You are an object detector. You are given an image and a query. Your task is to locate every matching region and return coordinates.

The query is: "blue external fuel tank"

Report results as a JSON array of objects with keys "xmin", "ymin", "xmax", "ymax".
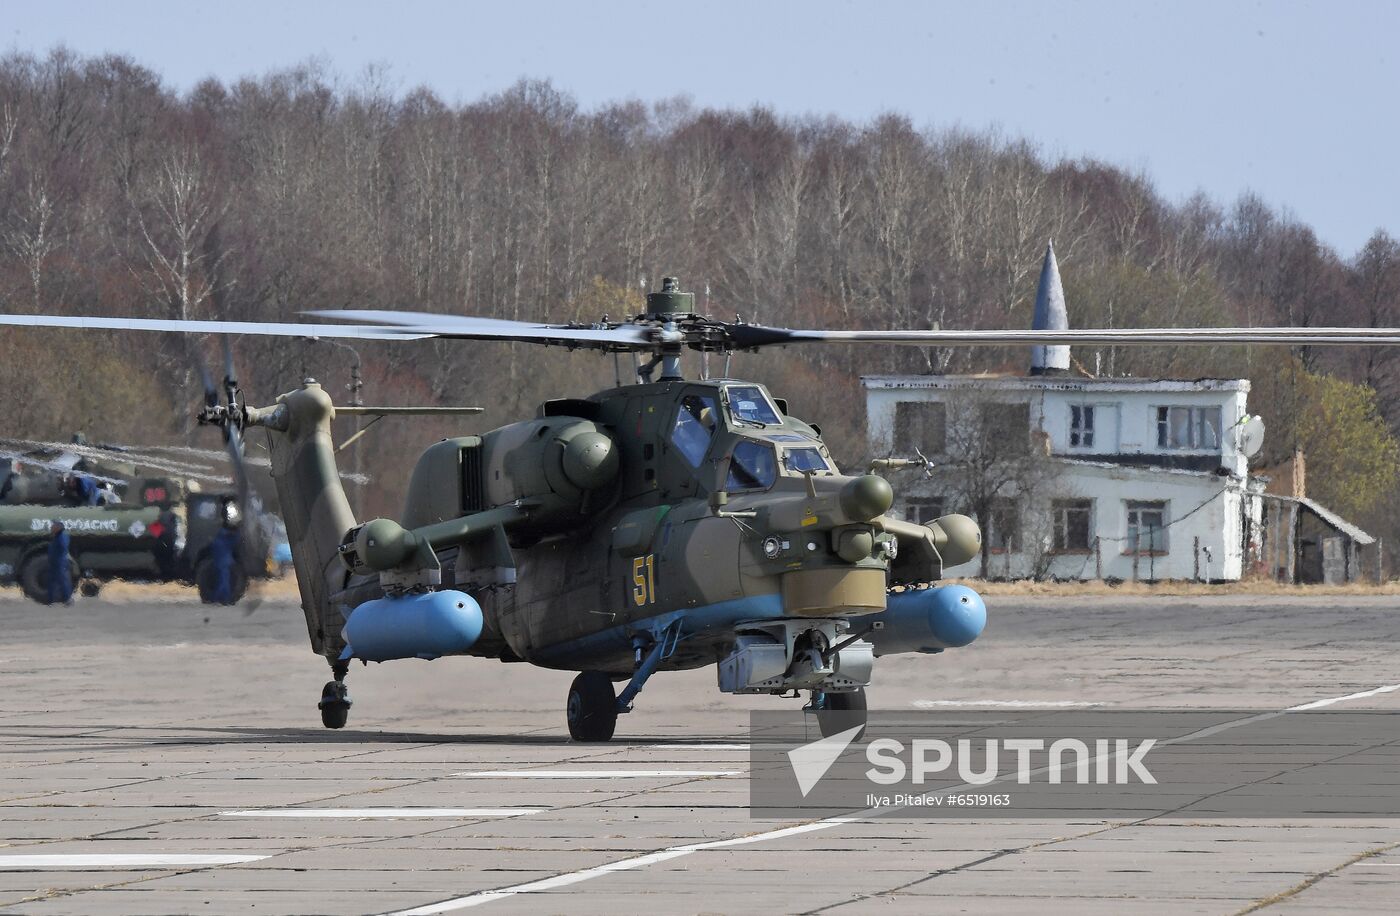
[
  {"xmin": 342, "ymin": 590, "xmax": 483, "ymax": 662},
  {"xmin": 867, "ymin": 584, "xmax": 986, "ymax": 656}
]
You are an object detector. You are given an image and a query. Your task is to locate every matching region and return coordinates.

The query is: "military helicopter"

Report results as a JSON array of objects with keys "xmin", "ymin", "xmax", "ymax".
[{"xmin": 6, "ymin": 278, "xmax": 1400, "ymax": 739}]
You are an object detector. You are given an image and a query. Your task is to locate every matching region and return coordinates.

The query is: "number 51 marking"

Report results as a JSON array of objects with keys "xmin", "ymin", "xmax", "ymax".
[{"xmin": 632, "ymin": 553, "xmax": 657, "ymax": 606}]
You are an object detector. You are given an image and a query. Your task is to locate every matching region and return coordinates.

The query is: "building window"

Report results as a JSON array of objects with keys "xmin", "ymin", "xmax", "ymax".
[
  {"xmin": 1069, "ymin": 405, "xmax": 1094, "ymax": 448},
  {"xmin": 894, "ymin": 402, "xmax": 946, "ymax": 454},
  {"xmin": 1052, "ymin": 499, "xmax": 1093, "ymax": 551},
  {"xmin": 905, "ymin": 497, "xmax": 943, "ymax": 525},
  {"xmin": 980, "ymin": 402, "xmax": 1030, "ymax": 452},
  {"xmin": 987, "ymin": 498, "xmax": 1019, "ymax": 552},
  {"xmin": 1156, "ymin": 406, "xmax": 1221, "ymax": 450},
  {"xmin": 1126, "ymin": 500, "xmax": 1168, "ymax": 554}
]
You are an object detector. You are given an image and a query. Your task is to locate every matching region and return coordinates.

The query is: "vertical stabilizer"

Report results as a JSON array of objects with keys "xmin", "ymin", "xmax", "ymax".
[
  {"xmin": 255, "ymin": 381, "xmax": 358, "ymax": 657},
  {"xmin": 1030, "ymin": 240, "xmax": 1070, "ymax": 375}
]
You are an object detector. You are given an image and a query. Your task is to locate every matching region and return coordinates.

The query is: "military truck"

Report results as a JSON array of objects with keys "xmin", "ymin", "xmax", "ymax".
[{"xmin": 0, "ymin": 451, "xmax": 278, "ymax": 604}]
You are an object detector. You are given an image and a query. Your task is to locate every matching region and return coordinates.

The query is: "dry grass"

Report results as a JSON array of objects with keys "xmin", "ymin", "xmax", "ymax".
[{"xmin": 94, "ymin": 577, "xmax": 302, "ymax": 602}]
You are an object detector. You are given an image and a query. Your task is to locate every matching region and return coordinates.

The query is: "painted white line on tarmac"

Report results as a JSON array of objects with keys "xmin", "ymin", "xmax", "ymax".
[
  {"xmin": 384, "ymin": 818, "xmax": 857, "ymax": 914},
  {"xmin": 390, "ymin": 680, "xmax": 1400, "ymax": 914},
  {"xmin": 1289, "ymin": 682, "xmax": 1400, "ymax": 710},
  {"xmin": 912, "ymin": 699, "xmax": 1101, "ymax": 708},
  {"xmin": 0, "ymin": 854, "xmax": 267, "ymax": 869},
  {"xmin": 453, "ymin": 770, "xmax": 738, "ymax": 779},
  {"xmin": 220, "ymin": 808, "xmax": 544, "ymax": 818}
]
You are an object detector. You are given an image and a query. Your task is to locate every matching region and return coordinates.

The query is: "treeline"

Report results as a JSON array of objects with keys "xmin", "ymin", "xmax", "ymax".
[{"xmin": 1, "ymin": 49, "xmax": 1398, "ymax": 552}]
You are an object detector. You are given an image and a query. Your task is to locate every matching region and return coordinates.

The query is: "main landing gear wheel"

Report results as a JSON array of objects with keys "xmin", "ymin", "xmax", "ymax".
[
  {"xmin": 812, "ymin": 687, "xmax": 868, "ymax": 739},
  {"xmin": 567, "ymin": 671, "xmax": 618, "ymax": 742},
  {"xmin": 318, "ymin": 680, "xmax": 352, "ymax": 729}
]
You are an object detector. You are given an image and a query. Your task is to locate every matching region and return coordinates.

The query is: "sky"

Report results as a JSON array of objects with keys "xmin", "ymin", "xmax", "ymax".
[{"xmin": 6, "ymin": 0, "xmax": 1397, "ymax": 257}]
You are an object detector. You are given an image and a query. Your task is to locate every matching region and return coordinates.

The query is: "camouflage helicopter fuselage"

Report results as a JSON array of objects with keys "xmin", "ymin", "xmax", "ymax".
[
  {"xmin": 460, "ymin": 378, "xmax": 901, "ymax": 675},
  {"xmin": 252, "ymin": 374, "xmax": 984, "ymax": 722}
]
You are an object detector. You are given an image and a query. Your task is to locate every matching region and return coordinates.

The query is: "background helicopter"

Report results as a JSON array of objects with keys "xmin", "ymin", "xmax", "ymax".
[
  {"xmin": 5, "ymin": 277, "xmax": 1400, "ymax": 739},
  {"xmin": 0, "ymin": 432, "xmax": 284, "ymax": 603}
]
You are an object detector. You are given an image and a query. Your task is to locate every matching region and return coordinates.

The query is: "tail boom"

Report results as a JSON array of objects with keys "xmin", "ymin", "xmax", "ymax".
[{"xmin": 251, "ymin": 382, "xmax": 358, "ymax": 657}]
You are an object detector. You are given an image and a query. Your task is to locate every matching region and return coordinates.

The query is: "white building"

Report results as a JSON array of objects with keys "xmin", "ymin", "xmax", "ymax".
[{"xmin": 863, "ymin": 374, "xmax": 1261, "ymax": 581}]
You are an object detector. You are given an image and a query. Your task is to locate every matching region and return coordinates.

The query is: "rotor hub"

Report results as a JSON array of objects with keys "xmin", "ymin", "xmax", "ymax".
[{"xmin": 645, "ymin": 276, "xmax": 694, "ymax": 321}]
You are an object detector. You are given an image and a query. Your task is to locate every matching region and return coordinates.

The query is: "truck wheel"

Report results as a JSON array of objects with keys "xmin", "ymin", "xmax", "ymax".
[
  {"xmin": 19, "ymin": 554, "xmax": 78, "ymax": 606},
  {"xmin": 195, "ymin": 558, "xmax": 249, "ymax": 605}
]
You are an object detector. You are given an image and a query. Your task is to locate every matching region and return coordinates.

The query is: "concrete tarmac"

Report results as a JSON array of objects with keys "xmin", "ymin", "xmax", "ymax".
[{"xmin": 2, "ymin": 589, "xmax": 1399, "ymax": 914}]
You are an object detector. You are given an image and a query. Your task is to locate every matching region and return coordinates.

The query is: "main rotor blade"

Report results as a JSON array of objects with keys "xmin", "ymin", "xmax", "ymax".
[
  {"xmin": 0, "ymin": 439, "xmax": 230, "ymax": 484},
  {"xmin": 0, "ymin": 437, "xmax": 369, "ymax": 487},
  {"xmin": 14, "ymin": 308, "xmax": 1400, "ymax": 351},
  {"xmin": 0, "ymin": 437, "xmax": 233, "ymax": 476},
  {"xmin": 312, "ymin": 310, "xmax": 654, "ymax": 349},
  {"xmin": 0, "ymin": 449, "xmax": 127, "ymax": 486},
  {"xmin": 336, "ymin": 406, "xmax": 485, "ymax": 416},
  {"xmin": 0, "ymin": 436, "xmax": 222, "ymax": 469},
  {"xmin": 92, "ymin": 441, "xmax": 260, "ymax": 464},
  {"xmin": 73, "ymin": 439, "xmax": 273, "ymax": 470},
  {"xmin": 723, "ymin": 325, "xmax": 1400, "ymax": 348},
  {"xmin": 0, "ymin": 314, "xmax": 428, "ymax": 340}
]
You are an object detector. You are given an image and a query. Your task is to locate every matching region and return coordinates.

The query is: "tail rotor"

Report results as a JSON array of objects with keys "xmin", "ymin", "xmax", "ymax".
[
  {"xmin": 193, "ymin": 336, "xmax": 262, "ymax": 607},
  {"xmin": 196, "ymin": 336, "xmax": 252, "ymax": 508}
]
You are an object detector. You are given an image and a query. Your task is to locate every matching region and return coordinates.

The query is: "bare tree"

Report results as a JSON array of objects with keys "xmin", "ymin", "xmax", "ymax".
[
  {"xmin": 129, "ymin": 145, "xmax": 230, "ymax": 435},
  {"xmin": 2, "ymin": 174, "xmax": 58, "ymax": 307},
  {"xmin": 1349, "ymin": 230, "xmax": 1400, "ymax": 408},
  {"xmin": 1, "ymin": 46, "xmax": 1399, "ymax": 527},
  {"xmin": 927, "ymin": 390, "xmax": 1062, "ymax": 578}
]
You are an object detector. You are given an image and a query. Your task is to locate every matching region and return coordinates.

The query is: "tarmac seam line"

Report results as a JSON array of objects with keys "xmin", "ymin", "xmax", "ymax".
[{"xmin": 1233, "ymin": 839, "xmax": 1400, "ymax": 914}]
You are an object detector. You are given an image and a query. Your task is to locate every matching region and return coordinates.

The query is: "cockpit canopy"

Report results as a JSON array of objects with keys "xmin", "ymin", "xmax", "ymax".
[
  {"xmin": 666, "ymin": 382, "xmax": 836, "ymax": 494},
  {"xmin": 672, "ymin": 393, "xmax": 718, "ymax": 468},
  {"xmin": 727, "ymin": 439, "xmax": 777, "ymax": 491},
  {"xmin": 723, "ymin": 384, "xmax": 782, "ymax": 426}
]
